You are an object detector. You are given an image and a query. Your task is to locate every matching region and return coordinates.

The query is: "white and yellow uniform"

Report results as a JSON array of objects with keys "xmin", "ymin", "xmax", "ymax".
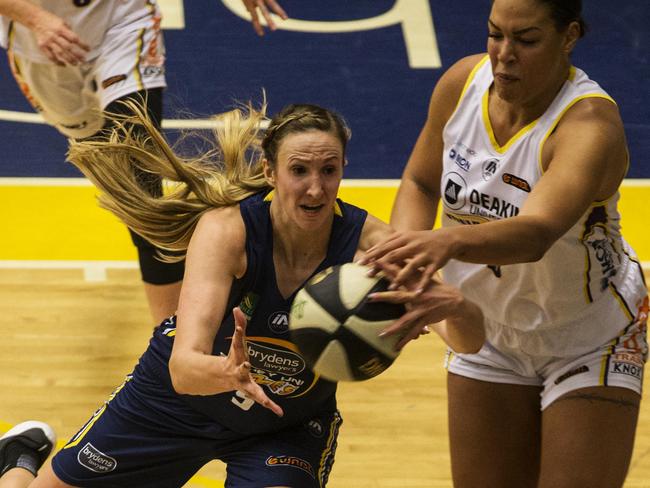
[
  {"xmin": 442, "ymin": 56, "xmax": 648, "ymax": 408},
  {"xmin": 0, "ymin": 0, "xmax": 165, "ymax": 138}
]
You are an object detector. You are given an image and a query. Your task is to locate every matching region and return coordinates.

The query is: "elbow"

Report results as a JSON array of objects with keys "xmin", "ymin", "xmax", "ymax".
[
  {"xmin": 169, "ymin": 354, "xmax": 191, "ymax": 395},
  {"xmin": 520, "ymin": 220, "xmax": 558, "ymax": 263},
  {"xmin": 452, "ymin": 325, "xmax": 485, "ymax": 354},
  {"xmin": 525, "ymin": 237, "xmax": 554, "ymax": 263}
]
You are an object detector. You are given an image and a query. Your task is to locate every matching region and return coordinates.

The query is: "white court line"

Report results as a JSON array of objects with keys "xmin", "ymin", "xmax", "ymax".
[
  {"xmin": 0, "ymin": 109, "xmax": 268, "ymax": 129},
  {"xmin": 0, "ymin": 260, "xmax": 138, "ymax": 282},
  {"xmin": 1, "ymin": 259, "xmax": 648, "ymax": 283},
  {"xmin": 0, "ymin": 177, "xmax": 406, "ymax": 187},
  {"xmin": 0, "ymin": 177, "xmax": 648, "ymax": 187}
]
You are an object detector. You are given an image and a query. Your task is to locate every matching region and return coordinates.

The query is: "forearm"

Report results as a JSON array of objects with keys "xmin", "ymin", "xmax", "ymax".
[
  {"xmin": 391, "ymin": 176, "xmax": 440, "ymax": 231},
  {"xmin": 0, "ymin": 0, "xmax": 45, "ymax": 29},
  {"xmin": 444, "ymin": 214, "xmax": 554, "ymax": 265},
  {"xmin": 169, "ymin": 349, "xmax": 234, "ymax": 396}
]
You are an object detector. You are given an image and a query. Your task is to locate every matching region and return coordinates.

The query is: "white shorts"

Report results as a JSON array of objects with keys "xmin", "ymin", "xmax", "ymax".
[
  {"xmin": 446, "ymin": 300, "xmax": 648, "ymax": 410},
  {"xmin": 7, "ymin": 10, "xmax": 165, "ymax": 139}
]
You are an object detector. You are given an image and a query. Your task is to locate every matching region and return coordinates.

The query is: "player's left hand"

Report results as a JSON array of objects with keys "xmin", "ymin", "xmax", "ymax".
[
  {"xmin": 241, "ymin": 0, "xmax": 288, "ymax": 36},
  {"xmin": 368, "ymin": 279, "xmax": 465, "ymax": 350}
]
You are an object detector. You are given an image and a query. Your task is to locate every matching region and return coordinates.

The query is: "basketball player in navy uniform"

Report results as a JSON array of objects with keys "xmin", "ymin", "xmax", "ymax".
[
  {"xmin": 363, "ymin": 0, "xmax": 648, "ymax": 486},
  {"xmin": 0, "ymin": 103, "xmax": 484, "ymax": 487},
  {"xmin": 0, "ymin": 0, "xmax": 288, "ymax": 323}
]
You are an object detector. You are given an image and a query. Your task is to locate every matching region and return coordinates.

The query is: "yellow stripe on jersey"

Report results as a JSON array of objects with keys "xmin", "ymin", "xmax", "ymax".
[
  {"xmin": 133, "ymin": 28, "xmax": 146, "ymax": 91},
  {"xmin": 454, "ymin": 55, "xmax": 490, "ymax": 115},
  {"xmin": 317, "ymin": 412, "xmax": 342, "ymax": 488},
  {"xmin": 64, "ymin": 375, "xmax": 132, "ymax": 449},
  {"xmin": 482, "ymin": 89, "xmax": 539, "ymax": 154},
  {"xmin": 63, "ymin": 404, "xmax": 108, "ymax": 450},
  {"xmin": 537, "ymin": 93, "xmax": 616, "ymax": 175},
  {"xmin": 599, "ymin": 339, "xmax": 617, "ymax": 386}
]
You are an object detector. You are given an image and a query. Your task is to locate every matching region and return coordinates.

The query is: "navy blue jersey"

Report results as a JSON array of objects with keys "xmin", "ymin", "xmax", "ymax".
[{"xmin": 139, "ymin": 191, "xmax": 368, "ymax": 435}]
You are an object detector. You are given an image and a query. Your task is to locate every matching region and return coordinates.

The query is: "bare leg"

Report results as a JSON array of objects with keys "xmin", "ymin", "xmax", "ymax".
[
  {"xmin": 143, "ymin": 280, "xmax": 182, "ymax": 324},
  {"xmin": 0, "ymin": 464, "xmax": 73, "ymax": 488},
  {"xmin": 447, "ymin": 372, "xmax": 542, "ymax": 487},
  {"xmin": 538, "ymin": 386, "xmax": 640, "ymax": 488},
  {"xmin": 0, "ymin": 468, "xmax": 34, "ymax": 488}
]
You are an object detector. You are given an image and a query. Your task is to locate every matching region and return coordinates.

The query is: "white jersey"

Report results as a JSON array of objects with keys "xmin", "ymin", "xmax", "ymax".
[
  {"xmin": 1, "ymin": 0, "xmax": 160, "ymax": 63},
  {"xmin": 440, "ymin": 56, "xmax": 647, "ymax": 343}
]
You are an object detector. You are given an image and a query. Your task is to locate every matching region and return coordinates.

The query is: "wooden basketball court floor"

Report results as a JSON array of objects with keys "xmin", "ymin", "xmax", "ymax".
[{"xmin": 2, "ymin": 180, "xmax": 650, "ymax": 487}]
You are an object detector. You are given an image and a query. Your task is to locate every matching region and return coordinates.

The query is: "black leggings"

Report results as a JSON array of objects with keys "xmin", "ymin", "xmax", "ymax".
[{"xmin": 101, "ymin": 88, "xmax": 184, "ymax": 285}]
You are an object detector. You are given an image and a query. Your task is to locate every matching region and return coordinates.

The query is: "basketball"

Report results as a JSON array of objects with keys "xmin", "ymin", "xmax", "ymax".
[{"xmin": 289, "ymin": 262, "xmax": 406, "ymax": 382}]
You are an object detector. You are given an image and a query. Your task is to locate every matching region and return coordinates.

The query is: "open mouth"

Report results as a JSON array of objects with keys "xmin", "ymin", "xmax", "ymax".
[{"xmin": 300, "ymin": 204, "xmax": 325, "ymax": 213}]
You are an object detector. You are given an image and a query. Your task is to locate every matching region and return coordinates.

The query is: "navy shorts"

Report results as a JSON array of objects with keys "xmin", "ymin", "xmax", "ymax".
[{"xmin": 51, "ymin": 373, "xmax": 341, "ymax": 487}]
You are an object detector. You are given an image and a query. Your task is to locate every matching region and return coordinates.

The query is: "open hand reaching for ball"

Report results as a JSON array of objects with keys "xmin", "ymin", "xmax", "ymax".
[{"xmin": 228, "ymin": 307, "xmax": 284, "ymax": 417}]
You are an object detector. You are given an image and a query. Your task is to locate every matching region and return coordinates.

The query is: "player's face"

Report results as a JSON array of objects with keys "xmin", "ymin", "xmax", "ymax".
[
  {"xmin": 265, "ymin": 130, "xmax": 344, "ymax": 231},
  {"xmin": 487, "ymin": 0, "xmax": 578, "ymax": 105}
]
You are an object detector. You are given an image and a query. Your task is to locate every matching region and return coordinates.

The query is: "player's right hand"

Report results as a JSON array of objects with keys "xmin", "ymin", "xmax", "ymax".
[{"xmin": 33, "ymin": 10, "xmax": 90, "ymax": 66}]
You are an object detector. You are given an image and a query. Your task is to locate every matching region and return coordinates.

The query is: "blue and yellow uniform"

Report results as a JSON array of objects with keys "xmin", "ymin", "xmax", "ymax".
[{"xmin": 51, "ymin": 191, "xmax": 368, "ymax": 487}]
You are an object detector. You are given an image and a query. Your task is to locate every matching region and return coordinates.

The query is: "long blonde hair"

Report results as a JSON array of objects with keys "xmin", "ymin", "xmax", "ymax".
[{"xmin": 67, "ymin": 102, "xmax": 350, "ymax": 262}]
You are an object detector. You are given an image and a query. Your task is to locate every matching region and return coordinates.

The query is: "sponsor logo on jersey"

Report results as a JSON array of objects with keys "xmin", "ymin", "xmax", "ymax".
[
  {"xmin": 444, "ymin": 212, "xmax": 487, "ymax": 226},
  {"xmin": 77, "ymin": 443, "xmax": 117, "ymax": 473},
  {"xmin": 268, "ymin": 311, "xmax": 290, "ymax": 334},
  {"xmin": 305, "ymin": 418, "xmax": 325, "ymax": 438},
  {"xmin": 448, "ymin": 143, "xmax": 475, "ymax": 172},
  {"xmin": 612, "ymin": 352, "xmax": 644, "ymax": 367},
  {"xmin": 101, "ymin": 74, "xmax": 127, "ymax": 89},
  {"xmin": 482, "ymin": 158, "xmax": 500, "ymax": 181},
  {"xmin": 266, "ymin": 456, "xmax": 315, "ymax": 478},
  {"xmin": 589, "ymin": 237, "xmax": 617, "ymax": 291},
  {"xmin": 359, "ymin": 355, "xmax": 389, "ymax": 377},
  {"xmin": 442, "ymin": 172, "xmax": 467, "ymax": 210},
  {"xmin": 554, "ymin": 365, "xmax": 589, "ymax": 385},
  {"xmin": 449, "ymin": 147, "xmax": 472, "ymax": 171},
  {"xmin": 238, "ymin": 292, "xmax": 259, "ymax": 319},
  {"xmin": 610, "ymin": 361, "xmax": 642, "ymax": 379},
  {"xmin": 143, "ymin": 65, "xmax": 164, "ymax": 77},
  {"xmin": 469, "ymin": 190, "xmax": 519, "ymax": 218},
  {"xmin": 247, "ymin": 342, "xmax": 305, "ymax": 376},
  {"xmin": 502, "ymin": 173, "xmax": 531, "ymax": 192}
]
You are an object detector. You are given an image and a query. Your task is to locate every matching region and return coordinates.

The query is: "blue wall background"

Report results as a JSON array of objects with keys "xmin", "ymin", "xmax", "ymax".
[{"xmin": 0, "ymin": 0, "xmax": 648, "ymax": 179}]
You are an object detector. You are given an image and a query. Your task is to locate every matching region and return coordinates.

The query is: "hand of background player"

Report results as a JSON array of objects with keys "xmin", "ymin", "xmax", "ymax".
[
  {"xmin": 368, "ymin": 273, "xmax": 485, "ymax": 354},
  {"xmin": 241, "ymin": 0, "xmax": 288, "ymax": 36},
  {"xmin": 32, "ymin": 9, "xmax": 89, "ymax": 66},
  {"xmin": 228, "ymin": 307, "xmax": 284, "ymax": 417},
  {"xmin": 361, "ymin": 228, "xmax": 456, "ymax": 295}
]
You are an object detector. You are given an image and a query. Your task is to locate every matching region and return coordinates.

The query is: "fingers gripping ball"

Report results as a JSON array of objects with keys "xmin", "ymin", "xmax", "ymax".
[{"xmin": 289, "ymin": 263, "xmax": 406, "ymax": 382}]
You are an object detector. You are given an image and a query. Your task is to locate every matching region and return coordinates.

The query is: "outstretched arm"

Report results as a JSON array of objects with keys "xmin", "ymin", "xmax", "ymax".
[
  {"xmin": 366, "ymin": 96, "xmax": 629, "ymax": 292},
  {"xmin": 0, "ymin": 0, "xmax": 89, "ymax": 65},
  {"xmin": 169, "ymin": 206, "xmax": 283, "ymax": 417},
  {"xmin": 359, "ymin": 213, "xmax": 485, "ymax": 353}
]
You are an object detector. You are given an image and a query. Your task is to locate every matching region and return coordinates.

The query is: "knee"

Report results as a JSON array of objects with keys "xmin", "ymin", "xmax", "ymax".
[{"xmin": 129, "ymin": 229, "xmax": 184, "ymax": 284}]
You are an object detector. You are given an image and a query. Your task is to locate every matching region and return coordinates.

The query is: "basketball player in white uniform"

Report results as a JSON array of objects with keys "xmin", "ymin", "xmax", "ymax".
[
  {"xmin": 0, "ymin": 0, "xmax": 288, "ymax": 324},
  {"xmin": 363, "ymin": 0, "xmax": 648, "ymax": 486}
]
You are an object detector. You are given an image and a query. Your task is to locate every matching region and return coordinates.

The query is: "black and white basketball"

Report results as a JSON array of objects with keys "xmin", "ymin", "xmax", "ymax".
[{"xmin": 289, "ymin": 263, "xmax": 406, "ymax": 382}]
